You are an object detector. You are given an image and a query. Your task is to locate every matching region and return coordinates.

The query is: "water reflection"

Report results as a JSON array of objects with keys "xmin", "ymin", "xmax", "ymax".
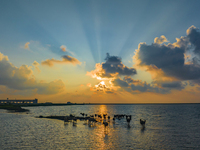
[
  {"xmin": 98, "ymin": 105, "xmax": 108, "ymax": 115},
  {"xmin": 141, "ymin": 126, "xmax": 145, "ymax": 132},
  {"xmin": 94, "ymin": 105, "xmax": 114, "ymax": 149},
  {"xmin": 1, "ymin": 104, "xmax": 200, "ymax": 149}
]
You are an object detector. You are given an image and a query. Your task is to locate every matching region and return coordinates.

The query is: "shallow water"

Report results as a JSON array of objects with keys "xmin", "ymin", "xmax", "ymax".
[{"xmin": 0, "ymin": 104, "xmax": 200, "ymax": 149}]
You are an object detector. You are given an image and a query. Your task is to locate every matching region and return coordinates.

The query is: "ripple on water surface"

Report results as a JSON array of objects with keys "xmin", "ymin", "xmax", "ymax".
[{"xmin": 0, "ymin": 104, "xmax": 200, "ymax": 149}]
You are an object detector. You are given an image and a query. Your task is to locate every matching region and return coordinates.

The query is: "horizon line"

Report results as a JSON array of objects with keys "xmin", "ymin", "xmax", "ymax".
[{"xmin": 40, "ymin": 102, "xmax": 200, "ymax": 105}]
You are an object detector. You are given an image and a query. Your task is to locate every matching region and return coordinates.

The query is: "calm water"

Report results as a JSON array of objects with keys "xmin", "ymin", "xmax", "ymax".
[{"xmin": 0, "ymin": 104, "xmax": 200, "ymax": 150}]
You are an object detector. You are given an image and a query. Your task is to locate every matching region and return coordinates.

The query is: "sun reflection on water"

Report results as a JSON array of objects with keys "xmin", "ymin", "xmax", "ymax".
[
  {"xmin": 92, "ymin": 105, "xmax": 114, "ymax": 149},
  {"xmin": 2, "ymin": 105, "xmax": 199, "ymax": 149},
  {"xmin": 98, "ymin": 105, "xmax": 108, "ymax": 115}
]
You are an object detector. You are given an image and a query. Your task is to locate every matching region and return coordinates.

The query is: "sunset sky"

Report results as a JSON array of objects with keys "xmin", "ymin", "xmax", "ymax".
[{"xmin": 1, "ymin": 0, "xmax": 200, "ymax": 103}]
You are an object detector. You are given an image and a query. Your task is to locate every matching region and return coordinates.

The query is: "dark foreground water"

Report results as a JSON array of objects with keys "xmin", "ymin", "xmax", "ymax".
[{"xmin": 0, "ymin": 104, "xmax": 200, "ymax": 150}]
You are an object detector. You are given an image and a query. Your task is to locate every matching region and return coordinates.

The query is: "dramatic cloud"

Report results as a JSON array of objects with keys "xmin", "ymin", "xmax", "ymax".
[
  {"xmin": 41, "ymin": 55, "xmax": 81, "ymax": 67},
  {"xmin": 160, "ymin": 81, "xmax": 185, "ymax": 90},
  {"xmin": 87, "ymin": 53, "xmax": 137, "ymax": 79},
  {"xmin": 0, "ymin": 52, "xmax": 65, "ymax": 95},
  {"xmin": 60, "ymin": 45, "xmax": 75, "ymax": 56},
  {"xmin": 134, "ymin": 26, "xmax": 200, "ymax": 82},
  {"xmin": 87, "ymin": 53, "xmax": 179, "ymax": 94},
  {"xmin": 24, "ymin": 42, "xmax": 30, "ymax": 50},
  {"xmin": 90, "ymin": 81, "xmax": 114, "ymax": 94},
  {"xmin": 103, "ymin": 53, "xmax": 137, "ymax": 76},
  {"xmin": 186, "ymin": 26, "xmax": 200, "ymax": 55},
  {"xmin": 112, "ymin": 77, "xmax": 172, "ymax": 94},
  {"xmin": 154, "ymin": 35, "xmax": 168, "ymax": 44},
  {"xmin": 87, "ymin": 26, "xmax": 200, "ymax": 95},
  {"xmin": 112, "ymin": 78, "xmax": 129, "ymax": 87}
]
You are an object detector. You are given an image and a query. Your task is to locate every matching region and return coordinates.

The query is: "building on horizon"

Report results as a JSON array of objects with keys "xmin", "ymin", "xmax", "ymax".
[
  {"xmin": 67, "ymin": 102, "xmax": 73, "ymax": 104},
  {"xmin": 0, "ymin": 98, "xmax": 38, "ymax": 104}
]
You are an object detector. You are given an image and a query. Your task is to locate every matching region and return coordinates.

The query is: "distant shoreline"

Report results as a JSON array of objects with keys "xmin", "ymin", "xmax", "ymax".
[
  {"xmin": 1, "ymin": 103, "xmax": 200, "ymax": 108},
  {"xmin": 16, "ymin": 102, "xmax": 200, "ymax": 107},
  {"xmin": 0, "ymin": 105, "xmax": 29, "ymax": 112}
]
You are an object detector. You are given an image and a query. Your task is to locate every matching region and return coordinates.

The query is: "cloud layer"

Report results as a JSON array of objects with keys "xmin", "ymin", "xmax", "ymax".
[
  {"xmin": 134, "ymin": 26, "xmax": 200, "ymax": 84},
  {"xmin": 87, "ymin": 53, "xmax": 183, "ymax": 94},
  {"xmin": 0, "ymin": 52, "xmax": 65, "ymax": 95},
  {"xmin": 41, "ymin": 55, "xmax": 81, "ymax": 67},
  {"xmin": 112, "ymin": 77, "xmax": 170, "ymax": 94},
  {"xmin": 87, "ymin": 53, "xmax": 136, "ymax": 79},
  {"xmin": 88, "ymin": 25, "xmax": 200, "ymax": 95}
]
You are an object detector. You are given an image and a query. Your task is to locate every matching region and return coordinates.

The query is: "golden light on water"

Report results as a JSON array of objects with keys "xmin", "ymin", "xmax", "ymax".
[
  {"xmin": 99, "ymin": 105, "xmax": 108, "ymax": 114},
  {"xmin": 94, "ymin": 105, "xmax": 113, "ymax": 149}
]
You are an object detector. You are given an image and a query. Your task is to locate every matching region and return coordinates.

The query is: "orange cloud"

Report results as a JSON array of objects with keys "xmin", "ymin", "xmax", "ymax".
[
  {"xmin": 0, "ymin": 52, "xmax": 65, "ymax": 95},
  {"xmin": 60, "ymin": 45, "xmax": 75, "ymax": 56},
  {"xmin": 0, "ymin": 52, "xmax": 9, "ymax": 61},
  {"xmin": 41, "ymin": 55, "xmax": 81, "ymax": 67},
  {"xmin": 87, "ymin": 83, "xmax": 91, "ymax": 87},
  {"xmin": 86, "ymin": 63, "xmax": 112, "ymax": 80},
  {"xmin": 87, "ymin": 53, "xmax": 136, "ymax": 80},
  {"xmin": 90, "ymin": 81, "xmax": 115, "ymax": 94},
  {"xmin": 132, "ymin": 26, "xmax": 200, "ymax": 90},
  {"xmin": 154, "ymin": 35, "xmax": 168, "ymax": 44},
  {"xmin": 24, "ymin": 42, "xmax": 30, "ymax": 50},
  {"xmin": 32, "ymin": 61, "xmax": 40, "ymax": 73},
  {"xmin": 186, "ymin": 25, "xmax": 197, "ymax": 35},
  {"xmin": 60, "ymin": 45, "xmax": 67, "ymax": 52}
]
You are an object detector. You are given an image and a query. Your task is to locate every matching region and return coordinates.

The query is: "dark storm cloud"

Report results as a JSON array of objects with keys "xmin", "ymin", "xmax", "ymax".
[
  {"xmin": 138, "ymin": 43, "xmax": 185, "ymax": 70},
  {"xmin": 187, "ymin": 26, "xmax": 200, "ymax": 55},
  {"xmin": 112, "ymin": 78, "xmax": 129, "ymax": 87},
  {"xmin": 87, "ymin": 53, "xmax": 137, "ymax": 79},
  {"xmin": 161, "ymin": 81, "xmax": 185, "ymax": 90},
  {"xmin": 112, "ymin": 77, "xmax": 170, "ymax": 94},
  {"xmin": 130, "ymin": 81, "xmax": 170, "ymax": 93},
  {"xmin": 130, "ymin": 83, "xmax": 148, "ymax": 92},
  {"xmin": 136, "ymin": 42, "xmax": 200, "ymax": 80},
  {"xmin": 133, "ymin": 26, "xmax": 200, "ymax": 82},
  {"xmin": 102, "ymin": 53, "xmax": 137, "ymax": 77},
  {"xmin": 123, "ymin": 76, "xmax": 140, "ymax": 84}
]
